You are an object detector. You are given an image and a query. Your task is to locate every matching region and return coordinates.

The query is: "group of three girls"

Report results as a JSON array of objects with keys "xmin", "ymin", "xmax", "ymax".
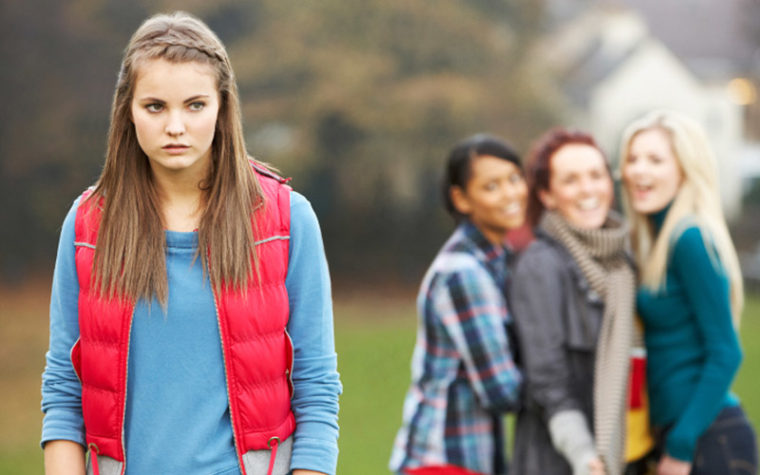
[{"xmin": 391, "ymin": 114, "xmax": 757, "ymax": 475}]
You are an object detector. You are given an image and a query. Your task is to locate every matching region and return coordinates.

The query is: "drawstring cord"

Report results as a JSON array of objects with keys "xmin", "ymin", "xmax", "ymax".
[
  {"xmin": 86, "ymin": 437, "xmax": 283, "ymax": 475},
  {"xmin": 266, "ymin": 436, "xmax": 280, "ymax": 475},
  {"xmin": 88, "ymin": 443, "xmax": 100, "ymax": 475}
]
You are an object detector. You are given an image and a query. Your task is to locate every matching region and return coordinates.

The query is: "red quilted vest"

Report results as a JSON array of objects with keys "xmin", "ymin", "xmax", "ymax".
[{"xmin": 71, "ymin": 166, "xmax": 294, "ymax": 473}]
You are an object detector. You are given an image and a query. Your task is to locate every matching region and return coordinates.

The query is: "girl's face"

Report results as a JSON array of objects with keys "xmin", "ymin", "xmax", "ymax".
[
  {"xmin": 622, "ymin": 128, "xmax": 684, "ymax": 215},
  {"xmin": 131, "ymin": 58, "xmax": 220, "ymax": 183},
  {"xmin": 540, "ymin": 143, "xmax": 613, "ymax": 229},
  {"xmin": 452, "ymin": 155, "xmax": 528, "ymax": 244}
]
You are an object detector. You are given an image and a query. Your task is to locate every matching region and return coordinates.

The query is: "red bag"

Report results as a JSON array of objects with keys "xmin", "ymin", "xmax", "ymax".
[
  {"xmin": 406, "ymin": 465, "xmax": 484, "ymax": 475},
  {"xmin": 628, "ymin": 347, "xmax": 647, "ymax": 409},
  {"xmin": 625, "ymin": 319, "xmax": 654, "ymax": 463}
]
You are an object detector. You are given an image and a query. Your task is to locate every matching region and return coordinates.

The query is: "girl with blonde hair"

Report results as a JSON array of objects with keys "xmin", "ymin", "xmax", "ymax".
[
  {"xmin": 620, "ymin": 109, "xmax": 756, "ymax": 475},
  {"xmin": 41, "ymin": 11, "xmax": 340, "ymax": 475}
]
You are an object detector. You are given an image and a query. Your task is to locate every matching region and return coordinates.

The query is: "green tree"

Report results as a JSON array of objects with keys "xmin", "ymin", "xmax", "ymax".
[{"xmin": 0, "ymin": 0, "xmax": 559, "ymax": 284}]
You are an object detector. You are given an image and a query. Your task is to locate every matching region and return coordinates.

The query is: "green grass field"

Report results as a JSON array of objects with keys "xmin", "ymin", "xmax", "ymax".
[
  {"xmin": 334, "ymin": 293, "xmax": 760, "ymax": 474},
  {"xmin": 2, "ymin": 286, "xmax": 759, "ymax": 474}
]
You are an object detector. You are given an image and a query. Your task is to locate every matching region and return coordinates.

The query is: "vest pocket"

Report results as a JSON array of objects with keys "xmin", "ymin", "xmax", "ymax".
[
  {"xmin": 70, "ymin": 337, "xmax": 83, "ymax": 384},
  {"xmin": 284, "ymin": 331, "xmax": 294, "ymax": 398}
]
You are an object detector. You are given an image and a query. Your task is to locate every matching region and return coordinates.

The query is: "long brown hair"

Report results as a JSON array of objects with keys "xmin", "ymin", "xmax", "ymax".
[{"xmin": 88, "ymin": 11, "xmax": 264, "ymax": 304}]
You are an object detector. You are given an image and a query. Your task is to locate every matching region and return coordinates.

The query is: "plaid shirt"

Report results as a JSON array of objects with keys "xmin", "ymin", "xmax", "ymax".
[{"xmin": 390, "ymin": 221, "xmax": 522, "ymax": 475}]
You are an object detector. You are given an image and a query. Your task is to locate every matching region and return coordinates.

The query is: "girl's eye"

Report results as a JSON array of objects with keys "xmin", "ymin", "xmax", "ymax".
[
  {"xmin": 189, "ymin": 101, "xmax": 205, "ymax": 111},
  {"xmin": 508, "ymin": 173, "xmax": 524, "ymax": 184},
  {"xmin": 145, "ymin": 103, "xmax": 163, "ymax": 113}
]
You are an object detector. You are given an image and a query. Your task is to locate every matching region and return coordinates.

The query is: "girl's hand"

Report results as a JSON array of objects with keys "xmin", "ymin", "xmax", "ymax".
[
  {"xmin": 657, "ymin": 455, "xmax": 691, "ymax": 475},
  {"xmin": 292, "ymin": 470, "xmax": 327, "ymax": 475},
  {"xmin": 588, "ymin": 456, "xmax": 606, "ymax": 475}
]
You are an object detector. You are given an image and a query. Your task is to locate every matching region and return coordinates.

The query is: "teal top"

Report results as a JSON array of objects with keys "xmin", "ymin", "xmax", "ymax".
[{"xmin": 636, "ymin": 207, "xmax": 742, "ymax": 462}]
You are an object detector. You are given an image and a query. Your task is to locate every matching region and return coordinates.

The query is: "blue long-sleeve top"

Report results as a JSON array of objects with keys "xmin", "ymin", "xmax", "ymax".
[
  {"xmin": 41, "ymin": 191, "xmax": 341, "ymax": 475},
  {"xmin": 636, "ymin": 208, "xmax": 742, "ymax": 463}
]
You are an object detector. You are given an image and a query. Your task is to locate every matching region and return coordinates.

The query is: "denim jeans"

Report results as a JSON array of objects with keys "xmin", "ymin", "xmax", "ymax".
[{"xmin": 691, "ymin": 405, "xmax": 757, "ymax": 475}]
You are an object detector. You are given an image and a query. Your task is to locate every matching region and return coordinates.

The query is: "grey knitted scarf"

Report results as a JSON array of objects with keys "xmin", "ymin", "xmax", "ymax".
[{"xmin": 542, "ymin": 210, "xmax": 634, "ymax": 475}]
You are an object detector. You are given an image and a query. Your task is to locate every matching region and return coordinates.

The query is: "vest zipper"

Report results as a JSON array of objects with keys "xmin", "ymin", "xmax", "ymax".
[
  {"xmin": 120, "ymin": 307, "xmax": 135, "ymax": 475},
  {"xmin": 212, "ymin": 294, "xmax": 246, "ymax": 475}
]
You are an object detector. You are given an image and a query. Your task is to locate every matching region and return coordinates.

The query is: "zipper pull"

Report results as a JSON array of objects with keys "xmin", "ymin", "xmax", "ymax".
[
  {"xmin": 266, "ymin": 436, "xmax": 280, "ymax": 475},
  {"xmin": 88, "ymin": 443, "xmax": 100, "ymax": 475}
]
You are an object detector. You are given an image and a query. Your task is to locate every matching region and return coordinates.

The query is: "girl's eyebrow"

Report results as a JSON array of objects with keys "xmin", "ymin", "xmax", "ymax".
[
  {"xmin": 135, "ymin": 96, "xmax": 166, "ymax": 103},
  {"xmin": 134, "ymin": 94, "xmax": 210, "ymax": 103},
  {"xmin": 183, "ymin": 94, "xmax": 210, "ymax": 103}
]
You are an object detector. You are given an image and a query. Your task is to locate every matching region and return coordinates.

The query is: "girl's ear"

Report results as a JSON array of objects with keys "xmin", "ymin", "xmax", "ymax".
[
  {"xmin": 450, "ymin": 186, "xmax": 472, "ymax": 216},
  {"xmin": 538, "ymin": 188, "xmax": 556, "ymax": 210}
]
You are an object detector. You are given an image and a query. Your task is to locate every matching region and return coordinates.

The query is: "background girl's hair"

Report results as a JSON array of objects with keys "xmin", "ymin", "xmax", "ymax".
[
  {"xmin": 523, "ymin": 127, "xmax": 606, "ymax": 227},
  {"xmin": 619, "ymin": 109, "xmax": 744, "ymax": 325},
  {"xmin": 88, "ymin": 11, "xmax": 265, "ymax": 304},
  {"xmin": 442, "ymin": 134, "xmax": 522, "ymax": 220}
]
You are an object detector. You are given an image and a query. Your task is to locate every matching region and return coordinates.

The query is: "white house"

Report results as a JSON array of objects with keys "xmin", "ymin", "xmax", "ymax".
[{"xmin": 535, "ymin": 6, "xmax": 748, "ymax": 220}]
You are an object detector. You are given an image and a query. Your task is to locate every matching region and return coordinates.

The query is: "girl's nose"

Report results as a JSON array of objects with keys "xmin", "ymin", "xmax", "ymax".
[
  {"xmin": 165, "ymin": 112, "xmax": 185, "ymax": 136},
  {"xmin": 626, "ymin": 160, "xmax": 645, "ymax": 176},
  {"xmin": 578, "ymin": 176, "xmax": 594, "ymax": 194},
  {"xmin": 502, "ymin": 182, "xmax": 519, "ymax": 199}
]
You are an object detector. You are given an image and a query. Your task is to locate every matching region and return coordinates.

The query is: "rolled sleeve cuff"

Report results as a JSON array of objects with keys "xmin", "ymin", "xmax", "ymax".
[
  {"xmin": 290, "ymin": 353, "xmax": 341, "ymax": 474},
  {"xmin": 41, "ymin": 407, "xmax": 86, "ymax": 449},
  {"xmin": 290, "ymin": 435, "xmax": 339, "ymax": 475}
]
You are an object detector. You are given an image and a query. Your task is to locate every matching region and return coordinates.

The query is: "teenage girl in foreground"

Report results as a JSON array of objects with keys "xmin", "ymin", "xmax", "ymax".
[{"xmin": 41, "ymin": 12, "xmax": 340, "ymax": 475}]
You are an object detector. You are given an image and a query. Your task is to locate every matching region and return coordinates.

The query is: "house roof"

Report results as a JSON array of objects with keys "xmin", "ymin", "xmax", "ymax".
[
  {"xmin": 545, "ymin": 0, "xmax": 759, "ymax": 79},
  {"xmin": 611, "ymin": 0, "xmax": 757, "ymax": 77},
  {"xmin": 540, "ymin": 7, "xmax": 659, "ymax": 106}
]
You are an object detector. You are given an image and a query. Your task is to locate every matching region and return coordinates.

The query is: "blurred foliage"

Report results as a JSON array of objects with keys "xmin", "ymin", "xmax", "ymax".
[{"xmin": 0, "ymin": 0, "xmax": 559, "ymax": 284}]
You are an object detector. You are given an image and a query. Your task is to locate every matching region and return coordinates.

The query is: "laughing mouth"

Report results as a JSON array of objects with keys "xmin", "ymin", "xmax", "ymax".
[
  {"xmin": 632, "ymin": 182, "xmax": 654, "ymax": 195},
  {"xmin": 503, "ymin": 203, "xmax": 523, "ymax": 214},
  {"xmin": 578, "ymin": 197, "xmax": 600, "ymax": 211}
]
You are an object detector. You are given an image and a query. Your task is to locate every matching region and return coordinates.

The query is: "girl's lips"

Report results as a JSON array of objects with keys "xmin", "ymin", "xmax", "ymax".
[
  {"xmin": 631, "ymin": 188, "xmax": 651, "ymax": 202},
  {"xmin": 162, "ymin": 145, "xmax": 190, "ymax": 154}
]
